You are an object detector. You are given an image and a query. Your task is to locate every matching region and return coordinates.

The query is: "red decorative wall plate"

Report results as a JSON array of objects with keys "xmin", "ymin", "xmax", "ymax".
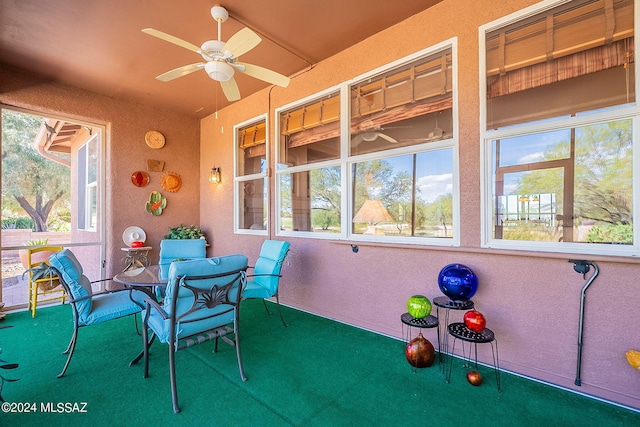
[{"xmin": 131, "ymin": 171, "xmax": 150, "ymax": 187}]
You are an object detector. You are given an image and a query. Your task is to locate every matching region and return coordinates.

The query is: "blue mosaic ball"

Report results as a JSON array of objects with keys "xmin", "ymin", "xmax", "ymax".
[{"xmin": 437, "ymin": 264, "xmax": 478, "ymax": 301}]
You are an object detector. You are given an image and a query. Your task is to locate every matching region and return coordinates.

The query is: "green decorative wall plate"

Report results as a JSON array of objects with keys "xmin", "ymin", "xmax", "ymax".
[{"xmin": 146, "ymin": 191, "xmax": 167, "ymax": 216}]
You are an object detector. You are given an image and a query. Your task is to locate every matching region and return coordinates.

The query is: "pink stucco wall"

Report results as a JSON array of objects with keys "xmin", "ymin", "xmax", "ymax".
[{"xmin": 200, "ymin": 0, "xmax": 640, "ymax": 410}]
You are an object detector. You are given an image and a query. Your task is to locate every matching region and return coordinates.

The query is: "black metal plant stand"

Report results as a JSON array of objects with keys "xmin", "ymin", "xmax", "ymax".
[
  {"xmin": 446, "ymin": 322, "xmax": 501, "ymax": 391},
  {"xmin": 433, "ymin": 296, "xmax": 474, "ymax": 371}
]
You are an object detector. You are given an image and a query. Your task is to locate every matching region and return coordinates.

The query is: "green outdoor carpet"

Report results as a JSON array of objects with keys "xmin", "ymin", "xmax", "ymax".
[{"xmin": 1, "ymin": 299, "xmax": 638, "ymax": 426}]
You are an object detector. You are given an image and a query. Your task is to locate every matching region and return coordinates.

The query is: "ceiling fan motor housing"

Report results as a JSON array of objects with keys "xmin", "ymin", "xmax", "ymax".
[
  {"xmin": 210, "ymin": 5, "xmax": 229, "ymax": 22},
  {"xmin": 200, "ymin": 40, "xmax": 225, "ymax": 60}
]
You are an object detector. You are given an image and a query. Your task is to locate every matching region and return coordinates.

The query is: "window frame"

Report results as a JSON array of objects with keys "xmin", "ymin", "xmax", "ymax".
[
  {"xmin": 234, "ymin": 114, "xmax": 269, "ymax": 235},
  {"xmin": 275, "ymin": 38, "xmax": 460, "ymax": 246},
  {"xmin": 479, "ymin": 0, "xmax": 640, "ymax": 257},
  {"xmin": 275, "ymin": 85, "xmax": 344, "ymax": 240},
  {"xmin": 78, "ymin": 134, "xmax": 99, "ymax": 232}
]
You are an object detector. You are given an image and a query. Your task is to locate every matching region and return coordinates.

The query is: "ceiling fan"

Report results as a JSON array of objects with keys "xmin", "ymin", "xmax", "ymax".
[
  {"xmin": 351, "ymin": 126, "xmax": 398, "ymax": 146},
  {"xmin": 142, "ymin": 4, "xmax": 290, "ymax": 102}
]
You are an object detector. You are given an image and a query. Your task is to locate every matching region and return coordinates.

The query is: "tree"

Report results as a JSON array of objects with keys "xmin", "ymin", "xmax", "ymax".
[
  {"xmin": 517, "ymin": 120, "xmax": 632, "ymax": 226},
  {"xmin": 2, "ymin": 110, "xmax": 70, "ymax": 232},
  {"xmin": 310, "ymin": 167, "xmax": 341, "ymax": 231}
]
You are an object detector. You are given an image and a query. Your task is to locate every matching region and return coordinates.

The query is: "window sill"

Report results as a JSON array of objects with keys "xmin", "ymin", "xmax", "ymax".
[{"xmin": 331, "ymin": 240, "xmax": 640, "ymax": 265}]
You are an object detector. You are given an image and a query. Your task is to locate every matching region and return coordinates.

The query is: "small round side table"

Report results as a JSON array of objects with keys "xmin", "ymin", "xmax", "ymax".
[
  {"xmin": 120, "ymin": 246, "xmax": 152, "ymax": 271},
  {"xmin": 445, "ymin": 322, "xmax": 501, "ymax": 391},
  {"xmin": 433, "ymin": 296, "xmax": 474, "ymax": 368}
]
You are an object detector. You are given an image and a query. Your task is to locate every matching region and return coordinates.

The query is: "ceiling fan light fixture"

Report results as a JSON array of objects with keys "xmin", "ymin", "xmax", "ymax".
[
  {"xmin": 205, "ymin": 60, "xmax": 235, "ymax": 81},
  {"xmin": 361, "ymin": 131, "xmax": 378, "ymax": 142}
]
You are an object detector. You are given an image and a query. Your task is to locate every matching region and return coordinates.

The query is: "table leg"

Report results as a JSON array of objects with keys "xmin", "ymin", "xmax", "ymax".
[{"xmin": 130, "ymin": 332, "xmax": 156, "ymax": 366}]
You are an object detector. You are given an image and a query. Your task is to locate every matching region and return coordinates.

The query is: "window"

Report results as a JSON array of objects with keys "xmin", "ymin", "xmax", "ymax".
[
  {"xmin": 349, "ymin": 44, "xmax": 457, "ymax": 244},
  {"xmin": 481, "ymin": 0, "xmax": 637, "ymax": 255},
  {"xmin": 277, "ymin": 90, "xmax": 342, "ymax": 235},
  {"xmin": 78, "ymin": 135, "xmax": 98, "ymax": 231},
  {"xmin": 275, "ymin": 40, "xmax": 458, "ymax": 245},
  {"xmin": 235, "ymin": 116, "xmax": 268, "ymax": 234}
]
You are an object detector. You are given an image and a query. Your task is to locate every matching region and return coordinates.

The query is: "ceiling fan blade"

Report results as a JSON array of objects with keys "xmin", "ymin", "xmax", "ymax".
[
  {"xmin": 156, "ymin": 63, "xmax": 205, "ymax": 82},
  {"xmin": 235, "ymin": 62, "xmax": 290, "ymax": 87},
  {"xmin": 351, "ymin": 135, "xmax": 365, "ymax": 147},
  {"xmin": 378, "ymin": 132, "xmax": 398, "ymax": 143},
  {"xmin": 220, "ymin": 78, "xmax": 241, "ymax": 101},
  {"xmin": 142, "ymin": 28, "xmax": 201, "ymax": 54},
  {"xmin": 223, "ymin": 27, "xmax": 262, "ymax": 58}
]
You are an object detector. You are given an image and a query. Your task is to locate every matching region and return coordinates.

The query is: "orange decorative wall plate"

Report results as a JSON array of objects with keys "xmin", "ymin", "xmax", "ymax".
[
  {"xmin": 161, "ymin": 172, "xmax": 181, "ymax": 192},
  {"xmin": 145, "ymin": 130, "xmax": 165, "ymax": 149}
]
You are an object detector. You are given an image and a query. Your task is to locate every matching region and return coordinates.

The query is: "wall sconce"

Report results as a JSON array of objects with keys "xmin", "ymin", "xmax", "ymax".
[{"xmin": 209, "ymin": 166, "xmax": 221, "ymax": 183}]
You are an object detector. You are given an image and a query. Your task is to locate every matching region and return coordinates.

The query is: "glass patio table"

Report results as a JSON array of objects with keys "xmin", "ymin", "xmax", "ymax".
[{"xmin": 113, "ymin": 264, "xmax": 167, "ymax": 300}]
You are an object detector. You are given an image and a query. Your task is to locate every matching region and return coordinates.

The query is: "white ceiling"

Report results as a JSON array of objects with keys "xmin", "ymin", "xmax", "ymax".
[{"xmin": 0, "ymin": 0, "xmax": 443, "ymax": 118}]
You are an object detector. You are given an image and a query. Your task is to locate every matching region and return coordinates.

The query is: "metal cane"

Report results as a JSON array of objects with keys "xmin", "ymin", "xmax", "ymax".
[{"xmin": 568, "ymin": 259, "xmax": 599, "ymax": 386}]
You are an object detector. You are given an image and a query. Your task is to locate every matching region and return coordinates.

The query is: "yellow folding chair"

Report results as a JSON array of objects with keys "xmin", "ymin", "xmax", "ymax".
[{"xmin": 26, "ymin": 246, "xmax": 66, "ymax": 317}]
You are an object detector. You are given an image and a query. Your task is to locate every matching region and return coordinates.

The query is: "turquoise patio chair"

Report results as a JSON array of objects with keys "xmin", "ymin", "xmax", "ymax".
[
  {"xmin": 140, "ymin": 255, "xmax": 249, "ymax": 413},
  {"xmin": 158, "ymin": 239, "xmax": 207, "ymax": 280},
  {"xmin": 49, "ymin": 249, "xmax": 146, "ymax": 378},
  {"xmin": 242, "ymin": 240, "xmax": 290, "ymax": 327}
]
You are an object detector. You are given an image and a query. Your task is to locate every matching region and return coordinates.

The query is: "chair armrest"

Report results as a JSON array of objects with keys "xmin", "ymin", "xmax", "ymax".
[
  {"xmin": 144, "ymin": 297, "xmax": 169, "ymax": 320},
  {"xmin": 66, "ymin": 294, "xmax": 93, "ymax": 304},
  {"xmin": 246, "ymin": 273, "xmax": 283, "ymax": 279},
  {"xmin": 73, "ymin": 288, "xmax": 132, "ymax": 303},
  {"xmin": 67, "ymin": 291, "xmax": 123, "ymax": 303}
]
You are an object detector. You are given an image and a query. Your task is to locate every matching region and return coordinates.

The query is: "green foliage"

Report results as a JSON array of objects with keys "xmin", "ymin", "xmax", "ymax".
[
  {"xmin": 21, "ymin": 261, "xmax": 56, "ymax": 282},
  {"xmin": 164, "ymin": 224, "xmax": 205, "ymax": 240},
  {"xmin": 2, "ymin": 109, "xmax": 71, "ymax": 232},
  {"xmin": 312, "ymin": 209, "xmax": 340, "ymax": 231},
  {"xmin": 1, "ymin": 217, "xmax": 35, "ymax": 230},
  {"xmin": 24, "ymin": 238, "xmax": 48, "ymax": 246},
  {"xmin": 517, "ymin": 120, "xmax": 632, "ymax": 229},
  {"xmin": 585, "ymin": 223, "xmax": 633, "ymax": 244}
]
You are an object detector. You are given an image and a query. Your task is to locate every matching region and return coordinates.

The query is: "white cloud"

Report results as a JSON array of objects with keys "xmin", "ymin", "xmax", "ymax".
[
  {"xmin": 518, "ymin": 152, "xmax": 545, "ymax": 163},
  {"xmin": 416, "ymin": 173, "xmax": 452, "ymax": 203}
]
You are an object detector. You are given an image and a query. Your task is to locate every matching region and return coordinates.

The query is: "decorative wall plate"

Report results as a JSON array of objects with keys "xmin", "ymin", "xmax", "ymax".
[
  {"xmin": 131, "ymin": 171, "xmax": 150, "ymax": 187},
  {"xmin": 145, "ymin": 130, "xmax": 166, "ymax": 149},
  {"xmin": 161, "ymin": 172, "xmax": 181, "ymax": 192},
  {"xmin": 145, "ymin": 191, "xmax": 167, "ymax": 216},
  {"xmin": 147, "ymin": 159, "xmax": 165, "ymax": 172}
]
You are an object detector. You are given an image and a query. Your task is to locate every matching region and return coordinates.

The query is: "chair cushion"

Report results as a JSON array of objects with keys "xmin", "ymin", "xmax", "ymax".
[
  {"xmin": 83, "ymin": 290, "xmax": 144, "ymax": 326},
  {"xmin": 248, "ymin": 240, "xmax": 290, "ymax": 296},
  {"xmin": 260, "ymin": 240, "xmax": 290, "ymax": 263},
  {"xmin": 242, "ymin": 280, "xmax": 272, "ymax": 299},
  {"xmin": 158, "ymin": 239, "xmax": 207, "ymax": 280},
  {"xmin": 49, "ymin": 249, "xmax": 93, "ymax": 317}
]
